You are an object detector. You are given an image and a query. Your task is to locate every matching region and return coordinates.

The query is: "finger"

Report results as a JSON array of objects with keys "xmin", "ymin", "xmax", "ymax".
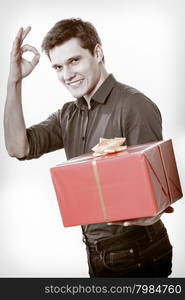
[
  {"xmin": 107, "ymin": 222, "xmax": 124, "ymax": 226},
  {"xmin": 122, "ymin": 221, "xmax": 132, "ymax": 226},
  {"xmin": 30, "ymin": 53, "xmax": 40, "ymax": 68},
  {"xmin": 11, "ymin": 27, "xmax": 24, "ymax": 54},
  {"xmin": 21, "ymin": 44, "xmax": 40, "ymax": 68},
  {"xmin": 107, "ymin": 218, "xmax": 135, "ymax": 226},
  {"xmin": 164, "ymin": 206, "xmax": 174, "ymax": 213},
  {"xmin": 15, "ymin": 27, "xmax": 24, "ymax": 39},
  {"xmin": 123, "ymin": 214, "xmax": 162, "ymax": 226},
  {"xmin": 21, "ymin": 44, "xmax": 40, "ymax": 55},
  {"xmin": 21, "ymin": 26, "xmax": 31, "ymax": 42}
]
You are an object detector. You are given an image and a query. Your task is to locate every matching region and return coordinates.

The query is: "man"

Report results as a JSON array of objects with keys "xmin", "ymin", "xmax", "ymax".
[{"xmin": 4, "ymin": 18, "xmax": 173, "ymax": 277}]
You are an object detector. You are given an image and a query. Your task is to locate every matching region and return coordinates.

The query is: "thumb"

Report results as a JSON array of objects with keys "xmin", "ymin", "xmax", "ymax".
[{"xmin": 164, "ymin": 206, "xmax": 174, "ymax": 213}]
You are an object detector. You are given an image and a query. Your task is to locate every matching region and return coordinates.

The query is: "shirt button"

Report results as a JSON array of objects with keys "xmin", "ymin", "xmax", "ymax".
[
  {"xmin": 82, "ymin": 137, "xmax": 85, "ymax": 141},
  {"xmin": 129, "ymin": 248, "xmax": 133, "ymax": 253}
]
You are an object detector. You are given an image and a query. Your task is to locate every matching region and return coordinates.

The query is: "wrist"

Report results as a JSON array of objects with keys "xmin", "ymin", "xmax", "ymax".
[{"xmin": 7, "ymin": 78, "xmax": 22, "ymax": 88}]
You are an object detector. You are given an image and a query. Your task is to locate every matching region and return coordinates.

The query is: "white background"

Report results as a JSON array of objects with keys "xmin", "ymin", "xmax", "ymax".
[{"xmin": 0, "ymin": 0, "xmax": 185, "ymax": 277}]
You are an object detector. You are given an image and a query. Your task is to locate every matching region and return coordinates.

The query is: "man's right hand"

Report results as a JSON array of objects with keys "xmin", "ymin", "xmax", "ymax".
[{"xmin": 9, "ymin": 26, "xmax": 40, "ymax": 84}]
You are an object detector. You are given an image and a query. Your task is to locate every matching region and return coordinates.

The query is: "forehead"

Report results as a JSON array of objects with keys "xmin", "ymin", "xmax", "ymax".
[{"xmin": 49, "ymin": 38, "xmax": 91, "ymax": 64}]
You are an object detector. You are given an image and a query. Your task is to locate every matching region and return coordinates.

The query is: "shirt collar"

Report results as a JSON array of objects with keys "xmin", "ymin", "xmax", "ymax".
[{"xmin": 75, "ymin": 74, "xmax": 117, "ymax": 108}]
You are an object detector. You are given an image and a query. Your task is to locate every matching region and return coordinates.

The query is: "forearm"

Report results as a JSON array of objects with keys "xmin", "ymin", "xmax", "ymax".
[{"xmin": 4, "ymin": 80, "xmax": 29, "ymax": 158}]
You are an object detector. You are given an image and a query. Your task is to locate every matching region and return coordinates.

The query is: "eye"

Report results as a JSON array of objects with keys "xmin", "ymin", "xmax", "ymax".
[
  {"xmin": 52, "ymin": 65, "xmax": 63, "ymax": 72},
  {"xmin": 71, "ymin": 58, "xmax": 80, "ymax": 65},
  {"xmin": 55, "ymin": 65, "xmax": 63, "ymax": 71}
]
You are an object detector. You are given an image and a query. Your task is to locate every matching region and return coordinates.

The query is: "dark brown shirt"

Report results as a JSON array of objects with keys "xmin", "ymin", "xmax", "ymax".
[{"xmin": 21, "ymin": 74, "xmax": 163, "ymax": 240}]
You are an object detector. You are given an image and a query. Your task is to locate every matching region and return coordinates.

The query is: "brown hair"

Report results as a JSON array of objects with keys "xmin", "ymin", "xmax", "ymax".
[{"xmin": 41, "ymin": 18, "xmax": 104, "ymax": 62}]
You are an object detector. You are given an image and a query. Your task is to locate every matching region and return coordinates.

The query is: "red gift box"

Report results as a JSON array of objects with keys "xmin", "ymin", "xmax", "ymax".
[{"xmin": 50, "ymin": 139, "xmax": 183, "ymax": 227}]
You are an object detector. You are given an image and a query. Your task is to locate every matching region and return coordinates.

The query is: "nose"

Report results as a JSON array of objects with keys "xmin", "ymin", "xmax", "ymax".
[{"xmin": 62, "ymin": 66, "xmax": 75, "ymax": 82}]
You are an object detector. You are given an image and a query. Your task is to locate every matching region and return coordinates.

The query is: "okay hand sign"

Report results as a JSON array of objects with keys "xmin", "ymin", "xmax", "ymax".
[{"xmin": 9, "ymin": 26, "xmax": 40, "ymax": 83}]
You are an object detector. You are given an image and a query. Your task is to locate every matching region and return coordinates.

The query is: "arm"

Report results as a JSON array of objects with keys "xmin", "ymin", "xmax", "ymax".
[
  {"xmin": 125, "ymin": 93, "xmax": 163, "ymax": 146},
  {"xmin": 4, "ymin": 27, "xmax": 40, "ymax": 158},
  {"xmin": 20, "ymin": 111, "xmax": 64, "ymax": 160}
]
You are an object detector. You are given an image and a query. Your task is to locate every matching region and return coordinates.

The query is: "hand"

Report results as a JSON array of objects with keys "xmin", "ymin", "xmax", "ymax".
[
  {"xmin": 107, "ymin": 206, "xmax": 174, "ymax": 227},
  {"xmin": 8, "ymin": 26, "xmax": 40, "ymax": 83}
]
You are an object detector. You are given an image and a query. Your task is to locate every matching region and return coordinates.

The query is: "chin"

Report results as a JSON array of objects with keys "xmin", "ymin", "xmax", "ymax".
[
  {"xmin": 70, "ymin": 89, "xmax": 86, "ymax": 99},
  {"xmin": 70, "ymin": 92, "xmax": 83, "ymax": 98}
]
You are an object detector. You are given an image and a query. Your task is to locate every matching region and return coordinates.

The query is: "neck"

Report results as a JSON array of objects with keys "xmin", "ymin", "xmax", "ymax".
[{"xmin": 84, "ymin": 67, "xmax": 109, "ymax": 107}]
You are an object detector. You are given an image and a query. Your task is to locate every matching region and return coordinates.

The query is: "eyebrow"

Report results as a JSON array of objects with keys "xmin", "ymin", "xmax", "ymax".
[{"xmin": 51, "ymin": 55, "xmax": 81, "ymax": 69}]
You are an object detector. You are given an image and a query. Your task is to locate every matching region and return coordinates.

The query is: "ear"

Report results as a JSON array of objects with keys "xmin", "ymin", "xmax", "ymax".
[{"xmin": 94, "ymin": 44, "xmax": 104, "ymax": 63}]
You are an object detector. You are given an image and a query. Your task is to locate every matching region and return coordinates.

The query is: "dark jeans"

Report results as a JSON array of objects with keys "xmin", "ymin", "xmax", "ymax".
[{"xmin": 83, "ymin": 220, "xmax": 172, "ymax": 277}]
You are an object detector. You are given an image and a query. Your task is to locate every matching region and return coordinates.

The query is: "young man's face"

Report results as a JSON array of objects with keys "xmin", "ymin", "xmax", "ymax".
[{"xmin": 49, "ymin": 38, "xmax": 103, "ymax": 99}]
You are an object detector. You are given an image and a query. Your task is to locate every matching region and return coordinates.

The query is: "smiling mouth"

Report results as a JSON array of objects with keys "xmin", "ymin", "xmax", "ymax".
[{"xmin": 67, "ymin": 79, "xmax": 83, "ymax": 87}]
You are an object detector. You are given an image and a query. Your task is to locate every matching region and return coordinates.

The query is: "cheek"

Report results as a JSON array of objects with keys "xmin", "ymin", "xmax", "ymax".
[
  {"xmin": 57, "ymin": 72, "xmax": 63, "ymax": 82},
  {"xmin": 77, "ymin": 59, "xmax": 95, "ymax": 75},
  {"xmin": 87, "ymin": 66, "xmax": 100, "ymax": 83},
  {"xmin": 57, "ymin": 72, "xmax": 61, "ymax": 80}
]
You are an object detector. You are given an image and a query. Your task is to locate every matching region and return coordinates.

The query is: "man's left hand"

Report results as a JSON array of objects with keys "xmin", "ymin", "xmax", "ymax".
[{"xmin": 107, "ymin": 206, "xmax": 174, "ymax": 226}]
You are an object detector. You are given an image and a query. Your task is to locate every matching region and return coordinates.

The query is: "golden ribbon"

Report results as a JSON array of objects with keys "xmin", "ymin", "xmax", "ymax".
[
  {"xmin": 91, "ymin": 137, "xmax": 127, "ymax": 221},
  {"xmin": 92, "ymin": 137, "xmax": 127, "ymax": 156},
  {"xmin": 92, "ymin": 160, "xmax": 109, "ymax": 222}
]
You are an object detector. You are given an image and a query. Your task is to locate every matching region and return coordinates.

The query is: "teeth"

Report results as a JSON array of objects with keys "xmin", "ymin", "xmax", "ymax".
[{"xmin": 69, "ymin": 80, "xmax": 82, "ymax": 86}]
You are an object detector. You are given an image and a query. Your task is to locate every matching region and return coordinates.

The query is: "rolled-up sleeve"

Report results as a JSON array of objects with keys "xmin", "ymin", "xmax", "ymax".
[
  {"xmin": 124, "ymin": 93, "xmax": 163, "ymax": 146},
  {"xmin": 18, "ymin": 110, "xmax": 64, "ymax": 160}
]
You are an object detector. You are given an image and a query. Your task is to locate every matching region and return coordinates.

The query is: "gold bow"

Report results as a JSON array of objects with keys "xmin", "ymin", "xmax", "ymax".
[{"xmin": 92, "ymin": 137, "xmax": 127, "ymax": 157}]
